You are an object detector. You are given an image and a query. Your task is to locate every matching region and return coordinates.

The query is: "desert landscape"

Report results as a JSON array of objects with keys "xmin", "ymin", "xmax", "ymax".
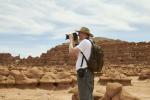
[{"xmin": 0, "ymin": 38, "xmax": 150, "ymax": 100}]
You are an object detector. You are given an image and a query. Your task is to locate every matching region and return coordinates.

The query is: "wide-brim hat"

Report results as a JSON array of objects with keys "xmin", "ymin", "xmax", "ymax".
[{"xmin": 76, "ymin": 27, "xmax": 94, "ymax": 37}]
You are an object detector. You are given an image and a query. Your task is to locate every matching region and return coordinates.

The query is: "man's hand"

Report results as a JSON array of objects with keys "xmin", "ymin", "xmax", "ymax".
[
  {"xmin": 69, "ymin": 34, "xmax": 74, "ymax": 43},
  {"xmin": 69, "ymin": 34, "xmax": 74, "ymax": 53},
  {"xmin": 68, "ymin": 34, "xmax": 79, "ymax": 57}
]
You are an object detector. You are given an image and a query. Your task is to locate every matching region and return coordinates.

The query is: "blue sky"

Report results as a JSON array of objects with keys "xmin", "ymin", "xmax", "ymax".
[{"xmin": 0, "ymin": 0, "xmax": 150, "ymax": 58}]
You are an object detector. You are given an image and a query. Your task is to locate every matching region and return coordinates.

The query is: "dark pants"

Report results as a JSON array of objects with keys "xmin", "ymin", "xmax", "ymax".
[{"xmin": 77, "ymin": 68, "xmax": 94, "ymax": 100}]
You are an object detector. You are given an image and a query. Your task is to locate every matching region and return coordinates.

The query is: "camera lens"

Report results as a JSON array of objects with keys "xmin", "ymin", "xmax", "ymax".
[
  {"xmin": 65, "ymin": 34, "xmax": 69, "ymax": 40},
  {"xmin": 72, "ymin": 33, "xmax": 78, "ymax": 40}
]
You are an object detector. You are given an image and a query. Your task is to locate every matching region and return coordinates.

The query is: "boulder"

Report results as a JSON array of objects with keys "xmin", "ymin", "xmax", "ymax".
[
  {"xmin": 106, "ymin": 82, "xmax": 122, "ymax": 98},
  {"xmin": 0, "ymin": 68, "xmax": 9, "ymax": 76},
  {"xmin": 6, "ymin": 75, "xmax": 15, "ymax": 84},
  {"xmin": 51, "ymin": 72, "xmax": 71, "ymax": 79},
  {"xmin": 10, "ymin": 70, "xmax": 26, "ymax": 80},
  {"xmin": 100, "ymin": 82, "xmax": 140, "ymax": 100},
  {"xmin": 39, "ymin": 72, "xmax": 55, "ymax": 83},
  {"xmin": 10, "ymin": 70, "xmax": 37, "ymax": 85},
  {"xmin": 139, "ymin": 70, "xmax": 150, "ymax": 80},
  {"xmin": 0, "ymin": 75, "xmax": 6, "ymax": 84},
  {"xmin": 25, "ymin": 67, "xmax": 44, "ymax": 79},
  {"xmin": 120, "ymin": 89, "xmax": 140, "ymax": 100}
]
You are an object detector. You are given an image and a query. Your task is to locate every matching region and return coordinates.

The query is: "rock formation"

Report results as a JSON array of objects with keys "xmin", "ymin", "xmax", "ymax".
[
  {"xmin": 1, "ymin": 38, "xmax": 150, "ymax": 66},
  {"xmin": 100, "ymin": 83, "xmax": 140, "ymax": 100}
]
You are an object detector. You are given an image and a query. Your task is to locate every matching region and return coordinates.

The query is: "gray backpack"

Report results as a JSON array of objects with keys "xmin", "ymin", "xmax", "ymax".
[{"xmin": 80, "ymin": 39, "xmax": 104, "ymax": 72}]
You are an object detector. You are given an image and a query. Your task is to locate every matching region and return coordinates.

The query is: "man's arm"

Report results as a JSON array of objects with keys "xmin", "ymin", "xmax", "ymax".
[{"xmin": 69, "ymin": 35, "xmax": 80, "ymax": 56}]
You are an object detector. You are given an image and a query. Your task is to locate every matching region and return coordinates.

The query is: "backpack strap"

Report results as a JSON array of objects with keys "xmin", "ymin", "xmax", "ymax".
[
  {"xmin": 87, "ymin": 39, "xmax": 94, "ymax": 48},
  {"xmin": 80, "ymin": 52, "xmax": 84, "ymax": 68},
  {"xmin": 80, "ymin": 52, "xmax": 88, "ymax": 68},
  {"xmin": 80, "ymin": 39, "xmax": 94, "ymax": 68}
]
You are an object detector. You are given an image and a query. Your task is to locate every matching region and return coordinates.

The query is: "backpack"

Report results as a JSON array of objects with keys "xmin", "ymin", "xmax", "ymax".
[{"xmin": 80, "ymin": 39, "xmax": 104, "ymax": 72}]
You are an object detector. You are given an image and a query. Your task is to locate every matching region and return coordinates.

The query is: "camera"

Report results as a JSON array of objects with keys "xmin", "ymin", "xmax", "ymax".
[{"xmin": 66, "ymin": 32, "xmax": 78, "ymax": 41}]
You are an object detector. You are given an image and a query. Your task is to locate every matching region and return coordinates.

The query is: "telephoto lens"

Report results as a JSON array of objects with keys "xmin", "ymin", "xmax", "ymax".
[
  {"xmin": 65, "ymin": 32, "xmax": 79, "ymax": 45},
  {"xmin": 72, "ymin": 32, "xmax": 78, "ymax": 41},
  {"xmin": 65, "ymin": 32, "xmax": 78, "ymax": 40},
  {"xmin": 65, "ymin": 34, "xmax": 69, "ymax": 40},
  {"xmin": 72, "ymin": 32, "xmax": 79, "ymax": 46}
]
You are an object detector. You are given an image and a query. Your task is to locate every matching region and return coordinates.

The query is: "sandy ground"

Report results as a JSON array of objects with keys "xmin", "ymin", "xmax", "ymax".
[
  {"xmin": 124, "ymin": 77, "xmax": 150, "ymax": 100},
  {"xmin": 0, "ymin": 76, "xmax": 150, "ymax": 100}
]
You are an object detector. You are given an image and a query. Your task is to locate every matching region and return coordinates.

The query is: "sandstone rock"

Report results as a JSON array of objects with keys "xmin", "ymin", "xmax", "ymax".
[
  {"xmin": 112, "ymin": 93, "xmax": 120, "ymax": 100},
  {"xmin": 0, "ymin": 53, "xmax": 14, "ymax": 65},
  {"xmin": 0, "ymin": 67, "xmax": 9, "ymax": 76},
  {"xmin": 69, "ymin": 86, "xmax": 78, "ymax": 94},
  {"xmin": 100, "ymin": 83, "xmax": 139, "ymax": 100},
  {"xmin": 0, "ymin": 75, "xmax": 7, "ymax": 84},
  {"xmin": 99, "ymin": 76, "xmax": 132, "ymax": 86},
  {"xmin": 106, "ymin": 83, "xmax": 122, "ymax": 98},
  {"xmin": 16, "ymin": 77, "xmax": 38, "ymax": 85},
  {"xmin": 6, "ymin": 75, "xmax": 15, "ymax": 84},
  {"xmin": 120, "ymin": 89, "xmax": 140, "ymax": 100},
  {"xmin": 100, "ymin": 93, "xmax": 111, "ymax": 100},
  {"xmin": 39, "ymin": 72, "xmax": 55, "ymax": 83},
  {"xmin": 10, "ymin": 70, "xmax": 37, "ymax": 84},
  {"xmin": 55, "ymin": 79, "xmax": 72, "ymax": 83},
  {"xmin": 40, "ymin": 71, "xmax": 73, "ymax": 89},
  {"xmin": 52, "ymin": 72, "xmax": 71, "ymax": 79},
  {"xmin": 93, "ymin": 91, "xmax": 104, "ymax": 100},
  {"xmin": 25, "ymin": 67, "xmax": 44, "ymax": 79},
  {"xmin": 139, "ymin": 69, "xmax": 150, "ymax": 80},
  {"xmin": 99, "ymin": 69, "xmax": 132, "ymax": 86},
  {"xmin": 70, "ymin": 75, "xmax": 77, "ymax": 85},
  {"xmin": 10, "ymin": 70, "xmax": 26, "ymax": 80},
  {"xmin": 1, "ymin": 40, "xmax": 150, "ymax": 66}
]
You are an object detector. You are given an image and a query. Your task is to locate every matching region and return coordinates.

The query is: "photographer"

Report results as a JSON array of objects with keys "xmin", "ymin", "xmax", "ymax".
[{"xmin": 68, "ymin": 27, "xmax": 94, "ymax": 100}]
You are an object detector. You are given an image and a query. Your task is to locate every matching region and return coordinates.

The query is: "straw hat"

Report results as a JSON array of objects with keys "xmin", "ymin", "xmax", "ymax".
[{"xmin": 76, "ymin": 27, "xmax": 94, "ymax": 37}]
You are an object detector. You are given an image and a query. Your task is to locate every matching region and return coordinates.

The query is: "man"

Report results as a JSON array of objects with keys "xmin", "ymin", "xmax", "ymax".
[{"xmin": 69, "ymin": 27, "xmax": 94, "ymax": 100}]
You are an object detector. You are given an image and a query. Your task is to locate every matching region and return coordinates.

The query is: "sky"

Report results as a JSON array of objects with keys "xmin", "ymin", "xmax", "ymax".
[{"xmin": 0, "ymin": 0, "xmax": 150, "ymax": 58}]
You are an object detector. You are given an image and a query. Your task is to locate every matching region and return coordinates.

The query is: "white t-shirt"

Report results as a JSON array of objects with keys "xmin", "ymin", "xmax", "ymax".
[{"xmin": 76, "ymin": 39, "xmax": 92, "ymax": 70}]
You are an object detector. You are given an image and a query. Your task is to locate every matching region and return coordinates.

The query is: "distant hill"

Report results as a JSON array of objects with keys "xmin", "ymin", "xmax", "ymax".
[
  {"xmin": 93, "ymin": 37, "xmax": 114, "ymax": 41},
  {"xmin": 92, "ymin": 37, "xmax": 125, "ymax": 42}
]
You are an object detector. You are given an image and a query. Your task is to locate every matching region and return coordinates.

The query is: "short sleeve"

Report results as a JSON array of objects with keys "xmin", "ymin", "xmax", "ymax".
[{"xmin": 76, "ymin": 39, "xmax": 89, "ymax": 52}]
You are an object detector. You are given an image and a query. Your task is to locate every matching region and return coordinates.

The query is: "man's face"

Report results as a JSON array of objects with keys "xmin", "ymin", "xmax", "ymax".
[{"xmin": 78, "ymin": 32, "xmax": 87, "ymax": 40}]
